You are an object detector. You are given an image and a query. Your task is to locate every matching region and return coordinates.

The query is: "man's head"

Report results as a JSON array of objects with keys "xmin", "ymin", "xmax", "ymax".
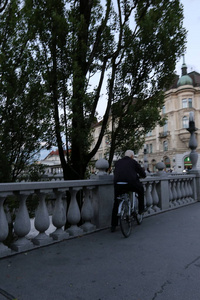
[{"xmin": 125, "ymin": 150, "xmax": 134, "ymax": 159}]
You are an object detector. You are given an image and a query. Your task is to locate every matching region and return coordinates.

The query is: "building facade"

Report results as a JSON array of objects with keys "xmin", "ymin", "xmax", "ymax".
[
  {"xmin": 138, "ymin": 60, "xmax": 200, "ymax": 173},
  {"xmin": 40, "ymin": 149, "xmax": 64, "ymax": 175},
  {"xmin": 92, "ymin": 60, "xmax": 200, "ymax": 173}
]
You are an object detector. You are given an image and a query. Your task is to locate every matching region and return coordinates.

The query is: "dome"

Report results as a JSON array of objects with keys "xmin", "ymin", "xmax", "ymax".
[
  {"xmin": 177, "ymin": 74, "xmax": 193, "ymax": 87},
  {"xmin": 177, "ymin": 56, "xmax": 193, "ymax": 87}
]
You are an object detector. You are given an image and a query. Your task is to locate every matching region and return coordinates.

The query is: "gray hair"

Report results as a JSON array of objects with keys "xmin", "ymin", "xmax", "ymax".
[{"xmin": 125, "ymin": 150, "xmax": 134, "ymax": 157}]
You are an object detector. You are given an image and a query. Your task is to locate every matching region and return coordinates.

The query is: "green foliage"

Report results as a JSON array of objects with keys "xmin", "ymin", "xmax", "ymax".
[
  {"xmin": 19, "ymin": 163, "xmax": 46, "ymax": 182},
  {"xmin": 0, "ymin": 0, "xmax": 53, "ymax": 182},
  {"xmin": 0, "ymin": 1, "xmax": 186, "ymax": 180}
]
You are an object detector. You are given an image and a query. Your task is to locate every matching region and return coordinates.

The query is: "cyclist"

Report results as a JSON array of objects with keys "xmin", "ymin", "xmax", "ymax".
[{"xmin": 111, "ymin": 150, "xmax": 147, "ymax": 232}]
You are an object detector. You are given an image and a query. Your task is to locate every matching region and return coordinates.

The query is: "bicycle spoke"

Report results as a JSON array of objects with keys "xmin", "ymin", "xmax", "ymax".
[{"xmin": 120, "ymin": 201, "xmax": 131, "ymax": 237}]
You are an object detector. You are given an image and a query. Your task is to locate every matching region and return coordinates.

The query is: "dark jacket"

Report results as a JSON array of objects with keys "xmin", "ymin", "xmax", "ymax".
[{"xmin": 114, "ymin": 156, "xmax": 146, "ymax": 189}]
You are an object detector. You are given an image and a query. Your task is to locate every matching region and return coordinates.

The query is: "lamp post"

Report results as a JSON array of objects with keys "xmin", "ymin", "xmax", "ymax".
[
  {"xmin": 143, "ymin": 144, "xmax": 149, "ymax": 174},
  {"xmin": 187, "ymin": 111, "xmax": 198, "ymax": 170}
]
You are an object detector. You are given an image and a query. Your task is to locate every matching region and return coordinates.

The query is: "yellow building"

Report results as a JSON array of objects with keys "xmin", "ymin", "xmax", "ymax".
[
  {"xmin": 138, "ymin": 59, "xmax": 200, "ymax": 173},
  {"xmin": 92, "ymin": 59, "xmax": 200, "ymax": 173}
]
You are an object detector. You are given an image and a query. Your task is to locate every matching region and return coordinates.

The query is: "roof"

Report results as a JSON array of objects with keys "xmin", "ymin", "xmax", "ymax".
[
  {"xmin": 43, "ymin": 149, "xmax": 67, "ymax": 161},
  {"xmin": 188, "ymin": 71, "xmax": 200, "ymax": 87},
  {"xmin": 177, "ymin": 74, "xmax": 193, "ymax": 87}
]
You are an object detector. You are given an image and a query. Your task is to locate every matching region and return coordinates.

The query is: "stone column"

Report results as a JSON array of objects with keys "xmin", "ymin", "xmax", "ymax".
[
  {"xmin": 90, "ymin": 159, "xmax": 114, "ymax": 228},
  {"xmin": 155, "ymin": 162, "xmax": 170, "ymax": 210}
]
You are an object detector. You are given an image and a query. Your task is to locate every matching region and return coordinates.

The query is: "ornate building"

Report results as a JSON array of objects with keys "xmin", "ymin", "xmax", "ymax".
[
  {"xmin": 138, "ymin": 59, "xmax": 200, "ymax": 173},
  {"xmin": 91, "ymin": 59, "xmax": 200, "ymax": 173}
]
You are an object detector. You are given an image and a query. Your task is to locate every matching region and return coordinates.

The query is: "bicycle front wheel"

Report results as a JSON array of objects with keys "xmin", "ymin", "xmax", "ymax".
[{"xmin": 120, "ymin": 201, "xmax": 131, "ymax": 238}]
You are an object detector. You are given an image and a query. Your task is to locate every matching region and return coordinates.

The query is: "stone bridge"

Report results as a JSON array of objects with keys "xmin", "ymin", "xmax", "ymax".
[{"xmin": 1, "ymin": 166, "xmax": 200, "ymax": 259}]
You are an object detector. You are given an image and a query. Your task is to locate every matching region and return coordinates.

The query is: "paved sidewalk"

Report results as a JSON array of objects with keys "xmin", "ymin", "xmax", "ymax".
[{"xmin": 0, "ymin": 203, "xmax": 200, "ymax": 300}]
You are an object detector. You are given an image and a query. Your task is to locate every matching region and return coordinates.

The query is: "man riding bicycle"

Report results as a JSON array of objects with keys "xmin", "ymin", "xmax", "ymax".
[{"xmin": 111, "ymin": 150, "xmax": 147, "ymax": 232}]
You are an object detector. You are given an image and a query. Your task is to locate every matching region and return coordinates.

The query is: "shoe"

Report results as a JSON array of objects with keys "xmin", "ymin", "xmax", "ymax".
[
  {"xmin": 111, "ymin": 226, "xmax": 116, "ymax": 232},
  {"xmin": 138, "ymin": 207, "xmax": 148, "ymax": 215}
]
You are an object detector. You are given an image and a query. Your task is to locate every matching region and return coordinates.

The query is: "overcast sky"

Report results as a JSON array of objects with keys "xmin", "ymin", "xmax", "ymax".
[
  {"xmin": 96, "ymin": 1, "xmax": 200, "ymax": 118},
  {"xmin": 176, "ymin": 0, "xmax": 200, "ymax": 74}
]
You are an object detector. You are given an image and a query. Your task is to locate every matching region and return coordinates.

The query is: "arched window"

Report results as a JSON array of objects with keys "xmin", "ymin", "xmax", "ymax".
[
  {"xmin": 163, "ymin": 141, "xmax": 168, "ymax": 151},
  {"xmin": 164, "ymin": 157, "xmax": 171, "ymax": 168},
  {"xmin": 182, "ymin": 116, "xmax": 189, "ymax": 128}
]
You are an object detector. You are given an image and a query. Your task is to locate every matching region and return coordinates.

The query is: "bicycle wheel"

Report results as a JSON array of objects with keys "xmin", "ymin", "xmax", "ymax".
[
  {"xmin": 134, "ymin": 195, "xmax": 143, "ymax": 225},
  {"xmin": 120, "ymin": 201, "xmax": 131, "ymax": 237}
]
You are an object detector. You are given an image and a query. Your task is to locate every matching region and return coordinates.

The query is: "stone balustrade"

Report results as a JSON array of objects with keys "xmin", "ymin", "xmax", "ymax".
[{"xmin": 0, "ymin": 171, "xmax": 199, "ymax": 258}]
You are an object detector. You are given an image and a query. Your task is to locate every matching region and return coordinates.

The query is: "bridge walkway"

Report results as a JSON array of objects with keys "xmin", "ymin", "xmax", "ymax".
[{"xmin": 0, "ymin": 202, "xmax": 200, "ymax": 300}]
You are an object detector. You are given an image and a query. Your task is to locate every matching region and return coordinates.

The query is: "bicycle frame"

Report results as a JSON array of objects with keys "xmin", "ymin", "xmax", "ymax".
[
  {"xmin": 117, "ymin": 192, "xmax": 136, "ymax": 216},
  {"xmin": 117, "ymin": 194, "xmax": 130, "ymax": 215}
]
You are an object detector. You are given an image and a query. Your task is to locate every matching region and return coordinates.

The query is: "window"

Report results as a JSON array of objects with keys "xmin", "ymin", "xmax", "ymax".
[
  {"xmin": 182, "ymin": 116, "xmax": 189, "ymax": 128},
  {"xmin": 146, "ymin": 144, "xmax": 149, "ymax": 153},
  {"xmin": 146, "ymin": 130, "xmax": 152, "ymax": 137},
  {"xmin": 162, "ymin": 105, "xmax": 166, "ymax": 114},
  {"xmin": 182, "ymin": 98, "xmax": 192, "ymax": 108},
  {"xmin": 182, "ymin": 98, "xmax": 187, "ymax": 108},
  {"xmin": 188, "ymin": 98, "xmax": 192, "ymax": 108},
  {"xmin": 163, "ymin": 141, "xmax": 168, "ymax": 151},
  {"xmin": 149, "ymin": 144, "xmax": 153, "ymax": 153}
]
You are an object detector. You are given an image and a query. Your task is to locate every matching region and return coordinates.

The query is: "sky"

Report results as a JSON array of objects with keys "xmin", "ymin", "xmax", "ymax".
[
  {"xmin": 176, "ymin": 0, "xmax": 200, "ymax": 74},
  {"xmin": 96, "ymin": 0, "xmax": 200, "ymax": 117}
]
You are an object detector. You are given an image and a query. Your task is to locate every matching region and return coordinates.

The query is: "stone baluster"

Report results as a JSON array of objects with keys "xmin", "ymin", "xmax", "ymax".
[
  {"xmin": 181, "ymin": 179, "xmax": 187, "ymax": 204},
  {"xmin": 143, "ymin": 182, "xmax": 147, "ymax": 209},
  {"xmin": 188, "ymin": 178, "xmax": 194, "ymax": 201},
  {"xmin": 152, "ymin": 181, "xmax": 160, "ymax": 212},
  {"xmin": 11, "ymin": 192, "xmax": 32, "ymax": 252},
  {"xmin": 32, "ymin": 192, "xmax": 52, "ymax": 246},
  {"xmin": 146, "ymin": 181, "xmax": 154, "ymax": 214},
  {"xmin": 187, "ymin": 178, "xmax": 192, "ymax": 200},
  {"xmin": 51, "ymin": 190, "xmax": 69, "ymax": 240},
  {"xmin": 185, "ymin": 178, "xmax": 190, "ymax": 203},
  {"xmin": 169, "ymin": 180, "xmax": 174, "ymax": 208},
  {"xmin": 176, "ymin": 180, "xmax": 182, "ymax": 205},
  {"xmin": 81, "ymin": 187, "xmax": 96, "ymax": 232},
  {"xmin": 172, "ymin": 180, "xmax": 178, "ymax": 206},
  {"xmin": 0, "ymin": 195, "xmax": 11, "ymax": 257},
  {"xmin": 67, "ymin": 187, "xmax": 83, "ymax": 236}
]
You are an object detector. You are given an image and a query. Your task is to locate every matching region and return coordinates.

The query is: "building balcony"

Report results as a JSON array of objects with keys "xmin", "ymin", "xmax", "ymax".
[{"xmin": 159, "ymin": 131, "xmax": 170, "ymax": 138}]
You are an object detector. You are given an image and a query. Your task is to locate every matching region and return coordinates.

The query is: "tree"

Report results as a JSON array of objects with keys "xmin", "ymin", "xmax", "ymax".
[
  {"xmin": 0, "ymin": 0, "xmax": 53, "ymax": 182},
  {"xmin": 25, "ymin": 0, "xmax": 186, "ymax": 179},
  {"xmin": 0, "ymin": 0, "xmax": 9, "ymax": 12}
]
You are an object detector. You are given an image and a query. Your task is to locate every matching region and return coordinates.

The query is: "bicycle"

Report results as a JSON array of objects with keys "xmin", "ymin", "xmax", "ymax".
[{"xmin": 117, "ymin": 182, "xmax": 143, "ymax": 238}]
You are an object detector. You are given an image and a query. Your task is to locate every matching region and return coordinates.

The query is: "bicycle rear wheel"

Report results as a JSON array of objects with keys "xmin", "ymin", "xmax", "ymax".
[
  {"xmin": 134, "ymin": 195, "xmax": 143, "ymax": 225},
  {"xmin": 120, "ymin": 201, "xmax": 131, "ymax": 237}
]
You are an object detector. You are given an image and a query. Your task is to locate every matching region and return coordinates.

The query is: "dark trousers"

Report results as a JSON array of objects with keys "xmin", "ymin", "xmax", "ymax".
[{"xmin": 111, "ymin": 182, "xmax": 145, "ymax": 227}]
